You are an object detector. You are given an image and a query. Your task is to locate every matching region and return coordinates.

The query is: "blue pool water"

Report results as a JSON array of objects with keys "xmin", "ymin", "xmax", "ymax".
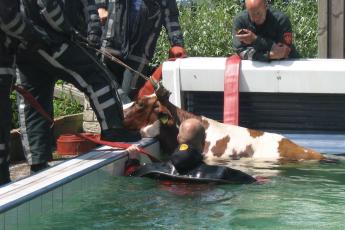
[{"xmin": 28, "ymin": 158, "xmax": 345, "ymax": 230}]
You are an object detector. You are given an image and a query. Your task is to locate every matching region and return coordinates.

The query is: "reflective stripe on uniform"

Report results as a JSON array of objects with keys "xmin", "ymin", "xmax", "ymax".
[
  {"xmin": 48, "ymin": 4, "xmax": 63, "ymax": 18},
  {"xmin": 52, "ymin": 43, "xmax": 69, "ymax": 59},
  {"xmin": 0, "ymin": 13, "xmax": 26, "ymax": 39},
  {"xmin": 0, "ymin": 144, "xmax": 5, "ymax": 151},
  {"xmin": 99, "ymin": 98, "xmax": 116, "ymax": 110},
  {"xmin": 0, "ymin": 68, "xmax": 15, "ymax": 76},
  {"xmin": 39, "ymin": 4, "xmax": 64, "ymax": 32},
  {"xmin": 17, "ymin": 76, "xmax": 33, "ymax": 164},
  {"xmin": 94, "ymin": 86, "xmax": 110, "ymax": 97},
  {"xmin": 37, "ymin": 49, "xmax": 110, "ymax": 130}
]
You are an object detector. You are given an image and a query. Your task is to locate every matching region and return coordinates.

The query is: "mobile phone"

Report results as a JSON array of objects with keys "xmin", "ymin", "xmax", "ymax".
[{"xmin": 237, "ymin": 29, "xmax": 247, "ymax": 35}]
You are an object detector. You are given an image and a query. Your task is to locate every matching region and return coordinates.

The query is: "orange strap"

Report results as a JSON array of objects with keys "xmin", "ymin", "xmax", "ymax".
[
  {"xmin": 223, "ymin": 55, "xmax": 241, "ymax": 125},
  {"xmin": 137, "ymin": 64, "xmax": 163, "ymax": 98},
  {"xmin": 137, "ymin": 57, "xmax": 182, "ymax": 98}
]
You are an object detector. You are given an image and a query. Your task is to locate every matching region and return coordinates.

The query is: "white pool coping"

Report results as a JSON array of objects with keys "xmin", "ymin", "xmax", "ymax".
[{"xmin": 163, "ymin": 58, "xmax": 345, "ymax": 107}]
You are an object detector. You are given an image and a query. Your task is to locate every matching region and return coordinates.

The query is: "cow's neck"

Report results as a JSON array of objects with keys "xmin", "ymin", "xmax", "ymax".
[{"xmin": 164, "ymin": 100, "xmax": 201, "ymax": 125}]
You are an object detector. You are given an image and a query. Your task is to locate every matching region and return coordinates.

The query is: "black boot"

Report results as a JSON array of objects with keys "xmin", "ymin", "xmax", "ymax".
[
  {"xmin": 30, "ymin": 162, "xmax": 49, "ymax": 174},
  {"xmin": 101, "ymin": 128, "xmax": 141, "ymax": 142},
  {"xmin": 0, "ymin": 172, "xmax": 11, "ymax": 186},
  {"xmin": 0, "ymin": 163, "xmax": 11, "ymax": 186}
]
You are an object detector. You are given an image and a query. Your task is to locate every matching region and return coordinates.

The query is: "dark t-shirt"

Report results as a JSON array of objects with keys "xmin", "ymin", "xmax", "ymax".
[{"xmin": 232, "ymin": 7, "xmax": 299, "ymax": 62}]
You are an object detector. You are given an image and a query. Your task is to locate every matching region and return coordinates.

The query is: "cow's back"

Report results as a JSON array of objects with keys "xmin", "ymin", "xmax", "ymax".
[{"xmin": 202, "ymin": 117, "xmax": 285, "ymax": 162}]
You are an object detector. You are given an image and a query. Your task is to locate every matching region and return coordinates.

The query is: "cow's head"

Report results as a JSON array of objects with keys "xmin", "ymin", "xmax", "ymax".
[{"xmin": 123, "ymin": 94, "xmax": 179, "ymax": 154}]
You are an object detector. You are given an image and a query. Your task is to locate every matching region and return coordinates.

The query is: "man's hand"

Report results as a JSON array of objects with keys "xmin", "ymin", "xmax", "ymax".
[
  {"xmin": 235, "ymin": 29, "xmax": 257, "ymax": 45},
  {"xmin": 269, "ymin": 43, "xmax": 291, "ymax": 60},
  {"xmin": 87, "ymin": 13, "xmax": 102, "ymax": 48},
  {"xmin": 126, "ymin": 144, "xmax": 140, "ymax": 158},
  {"xmin": 169, "ymin": 46, "xmax": 187, "ymax": 58},
  {"xmin": 98, "ymin": 8, "xmax": 108, "ymax": 26},
  {"xmin": 19, "ymin": 25, "xmax": 59, "ymax": 54}
]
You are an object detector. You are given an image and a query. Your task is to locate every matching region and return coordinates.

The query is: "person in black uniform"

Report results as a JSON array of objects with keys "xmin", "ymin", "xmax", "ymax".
[
  {"xmin": 96, "ymin": 0, "xmax": 187, "ymax": 101},
  {"xmin": 126, "ymin": 118, "xmax": 256, "ymax": 184},
  {"xmin": 0, "ymin": 0, "xmax": 55, "ymax": 184},
  {"xmin": 16, "ymin": 0, "xmax": 140, "ymax": 174},
  {"xmin": 233, "ymin": 0, "xmax": 299, "ymax": 62},
  {"xmin": 0, "ymin": 29, "xmax": 15, "ymax": 185}
]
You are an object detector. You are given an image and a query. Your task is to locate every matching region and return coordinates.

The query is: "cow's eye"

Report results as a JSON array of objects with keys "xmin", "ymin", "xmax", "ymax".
[{"xmin": 137, "ymin": 102, "xmax": 144, "ymax": 108}]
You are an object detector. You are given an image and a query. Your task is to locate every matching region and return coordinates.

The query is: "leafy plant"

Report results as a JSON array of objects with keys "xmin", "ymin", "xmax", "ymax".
[{"xmin": 53, "ymin": 92, "xmax": 84, "ymax": 118}]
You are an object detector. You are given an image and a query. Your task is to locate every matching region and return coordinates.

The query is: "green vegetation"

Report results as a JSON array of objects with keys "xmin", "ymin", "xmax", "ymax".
[
  {"xmin": 53, "ymin": 93, "xmax": 84, "ymax": 118},
  {"xmin": 153, "ymin": 0, "xmax": 318, "ymax": 64}
]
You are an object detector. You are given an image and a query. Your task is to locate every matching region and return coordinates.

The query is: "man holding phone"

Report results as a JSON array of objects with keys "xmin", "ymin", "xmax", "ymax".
[{"xmin": 232, "ymin": 0, "xmax": 299, "ymax": 61}]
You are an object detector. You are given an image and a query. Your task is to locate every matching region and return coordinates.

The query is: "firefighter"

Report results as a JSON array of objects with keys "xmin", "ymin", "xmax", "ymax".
[
  {"xmin": 97, "ymin": 0, "xmax": 187, "ymax": 100},
  {"xmin": 233, "ymin": 0, "xmax": 299, "ymax": 61},
  {"xmin": 16, "ymin": 0, "xmax": 140, "ymax": 173},
  {"xmin": 0, "ymin": 30, "xmax": 14, "ymax": 185},
  {"xmin": 0, "ymin": 0, "xmax": 55, "ymax": 184}
]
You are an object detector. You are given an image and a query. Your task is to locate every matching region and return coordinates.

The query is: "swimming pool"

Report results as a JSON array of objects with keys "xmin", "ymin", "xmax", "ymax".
[{"xmin": 21, "ymin": 157, "xmax": 345, "ymax": 230}]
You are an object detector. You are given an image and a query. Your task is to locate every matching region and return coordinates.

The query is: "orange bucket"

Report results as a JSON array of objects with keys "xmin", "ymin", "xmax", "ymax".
[{"xmin": 56, "ymin": 133, "xmax": 99, "ymax": 156}]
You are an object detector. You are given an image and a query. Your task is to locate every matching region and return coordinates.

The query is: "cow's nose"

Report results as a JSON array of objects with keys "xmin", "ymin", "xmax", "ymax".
[{"xmin": 158, "ymin": 113, "xmax": 169, "ymax": 125}]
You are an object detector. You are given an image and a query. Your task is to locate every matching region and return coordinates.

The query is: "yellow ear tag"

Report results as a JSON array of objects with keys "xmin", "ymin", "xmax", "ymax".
[
  {"xmin": 179, "ymin": 144, "xmax": 189, "ymax": 151},
  {"xmin": 159, "ymin": 115, "xmax": 169, "ymax": 124}
]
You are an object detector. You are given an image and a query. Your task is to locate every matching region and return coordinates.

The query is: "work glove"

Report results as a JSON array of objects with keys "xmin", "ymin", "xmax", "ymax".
[
  {"xmin": 18, "ymin": 25, "xmax": 59, "ymax": 54},
  {"xmin": 169, "ymin": 46, "xmax": 187, "ymax": 58},
  {"xmin": 87, "ymin": 32, "xmax": 102, "ymax": 48},
  {"xmin": 87, "ymin": 14, "xmax": 102, "ymax": 48}
]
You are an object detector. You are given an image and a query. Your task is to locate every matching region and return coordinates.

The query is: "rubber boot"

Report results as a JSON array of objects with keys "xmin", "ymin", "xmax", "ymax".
[{"xmin": 30, "ymin": 162, "xmax": 49, "ymax": 174}]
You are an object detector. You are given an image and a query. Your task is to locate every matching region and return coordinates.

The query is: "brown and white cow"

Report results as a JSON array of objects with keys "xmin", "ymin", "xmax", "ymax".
[{"xmin": 123, "ymin": 94, "xmax": 325, "ymax": 166}]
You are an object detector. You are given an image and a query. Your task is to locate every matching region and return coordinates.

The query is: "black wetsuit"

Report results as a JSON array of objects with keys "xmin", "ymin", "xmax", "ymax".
[
  {"xmin": 232, "ymin": 7, "xmax": 299, "ymax": 62},
  {"xmin": 130, "ymin": 144, "xmax": 256, "ymax": 184}
]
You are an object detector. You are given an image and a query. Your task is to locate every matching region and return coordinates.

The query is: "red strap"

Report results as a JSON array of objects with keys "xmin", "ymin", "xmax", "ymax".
[
  {"xmin": 138, "ymin": 64, "xmax": 163, "ymax": 98},
  {"xmin": 223, "ymin": 55, "xmax": 241, "ymax": 125},
  {"xmin": 76, "ymin": 133, "xmax": 161, "ymax": 163},
  {"xmin": 14, "ymin": 85, "xmax": 54, "ymax": 127}
]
